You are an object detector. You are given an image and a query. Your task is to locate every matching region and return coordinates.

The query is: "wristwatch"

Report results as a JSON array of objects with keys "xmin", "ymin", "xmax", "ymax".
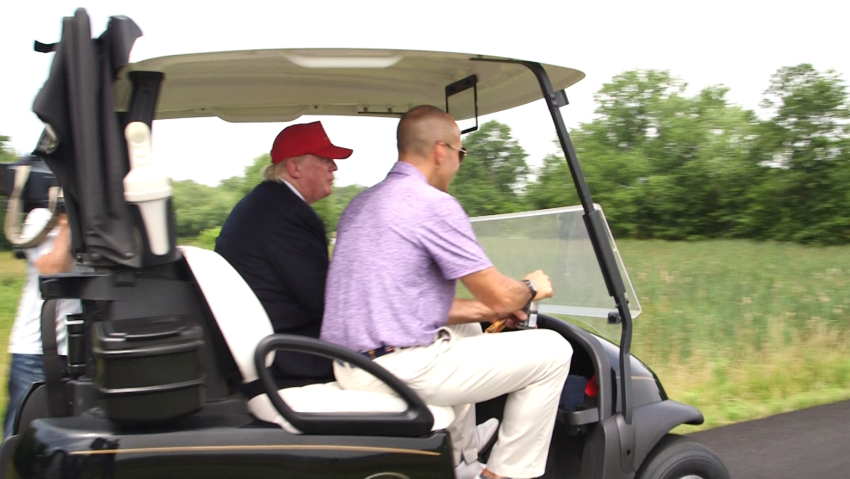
[{"xmin": 521, "ymin": 279, "xmax": 538, "ymax": 302}]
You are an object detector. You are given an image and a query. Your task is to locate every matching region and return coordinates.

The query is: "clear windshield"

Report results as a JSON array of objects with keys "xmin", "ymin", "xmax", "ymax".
[{"xmin": 467, "ymin": 205, "xmax": 640, "ymax": 342}]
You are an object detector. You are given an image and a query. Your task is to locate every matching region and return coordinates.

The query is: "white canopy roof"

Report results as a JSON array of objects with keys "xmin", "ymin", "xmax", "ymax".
[{"xmin": 114, "ymin": 49, "xmax": 585, "ymax": 123}]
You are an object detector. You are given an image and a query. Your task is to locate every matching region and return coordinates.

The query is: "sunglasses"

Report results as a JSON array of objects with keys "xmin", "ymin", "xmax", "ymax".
[{"xmin": 437, "ymin": 141, "xmax": 466, "ymax": 163}]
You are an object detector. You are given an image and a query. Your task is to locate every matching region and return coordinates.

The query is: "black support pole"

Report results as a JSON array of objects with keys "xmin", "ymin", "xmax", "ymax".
[
  {"xmin": 125, "ymin": 71, "xmax": 164, "ymax": 130},
  {"xmin": 510, "ymin": 60, "xmax": 638, "ymax": 472}
]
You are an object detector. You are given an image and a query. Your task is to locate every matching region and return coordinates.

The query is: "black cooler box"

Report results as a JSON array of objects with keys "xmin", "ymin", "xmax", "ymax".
[{"xmin": 93, "ymin": 316, "xmax": 206, "ymax": 425}]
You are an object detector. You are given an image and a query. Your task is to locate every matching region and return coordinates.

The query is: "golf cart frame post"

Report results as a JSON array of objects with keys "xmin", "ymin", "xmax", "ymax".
[
  {"xmin": 473, "ymin": 57, "xmax": 637, "ymax": 471},
  {"xmin": 524, "ymin": 61, "xmax": 637, "ymax": 472}
]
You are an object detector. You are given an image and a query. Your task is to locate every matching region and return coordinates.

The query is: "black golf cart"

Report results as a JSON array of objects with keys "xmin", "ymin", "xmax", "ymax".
[{"xmin": 0, "ymin": 9, "xmax": 730, "ymax": 479}]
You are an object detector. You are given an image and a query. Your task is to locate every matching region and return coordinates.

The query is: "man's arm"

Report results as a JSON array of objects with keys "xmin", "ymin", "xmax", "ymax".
[
  {"xmin": 33, "ymin": 215, "xmax": 74, "ymax": 275},
  {"xmin": 457, "ymin": 267, "xmax": 553, "ymax": 319},
  {"xmin": 266, "ymin": 211, "xmax": 329, "ymax": 322},
  {"xmin": 447, "ymin": 298, "xmax": 498, "ymax": 325},
  {"xmin": 447, "ymin": 298, "xmax": 530, "ymax": 325}
]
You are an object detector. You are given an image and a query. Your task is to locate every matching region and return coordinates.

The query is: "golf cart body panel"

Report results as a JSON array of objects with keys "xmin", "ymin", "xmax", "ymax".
[
  {"xmin": 12, "ymin": 417, "xmax": 453, "ymax": 479},
  {"xmin": 0, "ymin": 8, "xmax": 726, "ymax": 479}
]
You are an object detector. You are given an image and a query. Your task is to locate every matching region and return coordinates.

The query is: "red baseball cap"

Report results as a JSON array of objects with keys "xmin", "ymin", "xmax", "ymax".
[{"xmin": 270, "ymin": 121, "xmax": 353, "ymax": 164}]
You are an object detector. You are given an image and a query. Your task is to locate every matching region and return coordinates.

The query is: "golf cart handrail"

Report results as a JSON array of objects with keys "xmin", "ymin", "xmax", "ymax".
[{"xmin": 254, "ymin": 334, "xmax": 435, "ymax": 437}]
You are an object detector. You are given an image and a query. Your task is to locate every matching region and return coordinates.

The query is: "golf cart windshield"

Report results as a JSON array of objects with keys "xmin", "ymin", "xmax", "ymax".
[{"xmin": 470, "ymin": 206, "xmax": 640, "ymax": 342}]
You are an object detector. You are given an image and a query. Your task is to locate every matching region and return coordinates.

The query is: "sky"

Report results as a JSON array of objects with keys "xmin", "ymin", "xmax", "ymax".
[{"xmin": 2, "ymin": 0, "xmax": 849, "ymax": 187}]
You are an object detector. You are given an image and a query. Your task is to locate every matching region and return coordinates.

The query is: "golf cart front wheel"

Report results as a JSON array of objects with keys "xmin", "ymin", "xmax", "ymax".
[{"xmin": 636, "ymin": 434, "xmax": 730, "ymax": 479}]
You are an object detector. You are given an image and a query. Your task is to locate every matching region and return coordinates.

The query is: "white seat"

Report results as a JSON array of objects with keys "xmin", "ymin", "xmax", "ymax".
[
  {"xmin": 247, "ymin": 382, "xmax": 456, "ymax": 433},
  {"xmin": 179, "ymin": 246, "xmax": 455, "ymax": 433}
]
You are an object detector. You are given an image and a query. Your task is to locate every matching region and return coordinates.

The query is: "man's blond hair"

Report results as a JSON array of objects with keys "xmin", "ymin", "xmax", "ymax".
[{"xmin": 262, "ymin": 156, "xmax": 306, "ymax": 182}]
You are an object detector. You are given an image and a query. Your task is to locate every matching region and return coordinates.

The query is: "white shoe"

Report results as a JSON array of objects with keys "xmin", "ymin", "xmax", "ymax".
[
  {"xmin": 476, "ymin": 417, "xmax": 499, "ymax": 452},
  {"xmin": 455, "ymin": 459, "xmax": 485, "ymax": 479},
  {"xmin": 456, "ymin": 418, "xmax": 499, "ymax": 479}
]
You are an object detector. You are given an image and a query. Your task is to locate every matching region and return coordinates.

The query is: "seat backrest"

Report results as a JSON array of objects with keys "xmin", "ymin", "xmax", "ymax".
[{"xmin": 179, "ymin": 246, "xmax": 273, "ymax": 382}]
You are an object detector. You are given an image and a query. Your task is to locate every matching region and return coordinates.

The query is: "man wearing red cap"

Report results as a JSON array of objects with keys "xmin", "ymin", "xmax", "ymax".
[
  {"xmin": 215, "ymin": 121, "xmax": 352, "ymax": 391},
  {"xmin": 216, "ymin": 120, "xmax": 499, "ymax": 477}
]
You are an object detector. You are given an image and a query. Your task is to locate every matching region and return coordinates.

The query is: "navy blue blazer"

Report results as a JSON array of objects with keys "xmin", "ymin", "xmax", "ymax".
[{"xmin": 215, "ymin": 181, "xmax": 333, "ymax": 387}]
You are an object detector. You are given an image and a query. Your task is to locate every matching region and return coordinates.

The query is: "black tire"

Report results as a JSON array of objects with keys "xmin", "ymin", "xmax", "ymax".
[{"xmin": 636, "ymin": 434, "xmax": 730, "ymax": 479}]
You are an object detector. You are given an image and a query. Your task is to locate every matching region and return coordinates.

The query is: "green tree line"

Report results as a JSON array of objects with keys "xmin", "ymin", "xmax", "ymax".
[
  {"xmin": 170, "ymin": 154, "xmax": 366, "ymax": 242},
  {"xmin": 527, "ymin": 64, "xmax": 850, "ymax": 244},
  {"xmin": 2, "ymin": 63, "xmax": 849, "ymax": 247}
]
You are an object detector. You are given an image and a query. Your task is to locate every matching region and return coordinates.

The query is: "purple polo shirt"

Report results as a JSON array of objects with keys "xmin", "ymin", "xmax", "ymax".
[{"xmin": 320, "ymin": 161, "xmax": 493, "ymax": 352}]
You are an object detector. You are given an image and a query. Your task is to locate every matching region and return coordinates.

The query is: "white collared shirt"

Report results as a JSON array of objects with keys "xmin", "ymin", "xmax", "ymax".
[
  {"xmin": 280, "ymin": 178, "xmax": 306, "ymax": 203},
  {"xmin": 8, "ymin": 208, "xmax": 82, "ymax": 356}
]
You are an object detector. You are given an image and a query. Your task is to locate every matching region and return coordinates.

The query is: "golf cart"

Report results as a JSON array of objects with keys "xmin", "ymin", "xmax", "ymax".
[{"xmin": 0, "ymin": 9, "xmax": 730, "ymax": 479}]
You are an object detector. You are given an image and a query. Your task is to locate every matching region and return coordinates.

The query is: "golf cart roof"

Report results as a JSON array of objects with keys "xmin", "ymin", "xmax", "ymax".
[{"xmin": 114, "ymin": 49, "xmax": 585, "ymax": 123}]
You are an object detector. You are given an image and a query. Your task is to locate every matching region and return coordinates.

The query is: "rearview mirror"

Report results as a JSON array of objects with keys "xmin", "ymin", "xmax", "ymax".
[{"xmin": 445, "ymin": 75, "xmax": 478, "ymax": 134}]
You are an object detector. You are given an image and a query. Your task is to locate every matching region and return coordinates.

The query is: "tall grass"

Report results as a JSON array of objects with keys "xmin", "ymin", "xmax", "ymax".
[
  {"xmin": 619, "ymin": 240, "xmax": 850, "ymax": 430},
  {"xmin": 0, "ymin": 241, "xmax": 848, "ymax": 430},
  {"xmin": 0, "ymin": 253, "xmax": 27, "ymax": 411}
]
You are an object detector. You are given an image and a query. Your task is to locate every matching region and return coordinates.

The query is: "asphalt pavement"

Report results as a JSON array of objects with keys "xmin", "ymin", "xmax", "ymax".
[{"xmin": 689, "ymin": 400, "xmax": 850, "ymax": 479}]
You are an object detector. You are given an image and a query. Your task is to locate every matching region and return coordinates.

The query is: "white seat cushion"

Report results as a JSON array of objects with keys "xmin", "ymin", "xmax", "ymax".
[
  {"xmin": 179, "ymin": 246, "xmax": 454, "ymax": 434},
  {"xmin": 247, "ymin": 381, "xmax": 455, "ymax": 434},
  {"xmin": 179, "ymin": 245, "xmax": 274, "ymax": 382}
]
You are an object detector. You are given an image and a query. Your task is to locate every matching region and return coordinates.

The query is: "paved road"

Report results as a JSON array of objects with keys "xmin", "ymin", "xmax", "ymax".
[{"xmin": 689, "ymin": 400, "xmax": 850, "ymax": 479}]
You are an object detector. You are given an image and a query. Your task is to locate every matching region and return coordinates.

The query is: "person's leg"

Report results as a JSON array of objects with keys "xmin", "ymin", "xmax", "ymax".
[
  {"xmin": 3, "ymin": 354, "xmax": 45, "ymax": 439},
  {"xmin": 335, "ymin": 329, "xmax": 572, "ymax": 478},
  {"xmin": 447, "ymin": 323, "xmax": 488, "ymax": 468}
]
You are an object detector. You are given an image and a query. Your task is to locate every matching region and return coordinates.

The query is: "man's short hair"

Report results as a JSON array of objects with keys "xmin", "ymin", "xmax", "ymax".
[{"xmin": 397, "ymin": 105, "xmax": 457, "ymax": 157}]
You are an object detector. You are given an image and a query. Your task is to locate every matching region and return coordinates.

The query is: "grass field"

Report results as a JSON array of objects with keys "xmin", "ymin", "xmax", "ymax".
[
  {"xmin": 619, "ymin": 240, "xmax": 850, "ymax": 431},
  {"xmin": 0, "ymin": 240, "xmax": 848, "ymax": 431},
  {"xmin": 0, "ymin": 253, "xmax": 26, "ymax": 415}
]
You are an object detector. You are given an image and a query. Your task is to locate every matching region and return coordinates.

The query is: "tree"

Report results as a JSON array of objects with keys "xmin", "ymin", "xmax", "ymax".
[
  {"xmin": 313, "ymin": 184, "xmax": 367, "ymax": 232},
  {"xmin": 0, "ymin": 135, "xmax": 16, "ymax": 163},
  {"xmin": 219, "ymin": 154, "xmax": 270, "ymax": 199},
  {"xmin": 526, "ymin": 151, "xmax": 577, "ymax": 211},
  {"xmin": 748, "ymin": 64, "xmax": 850, "ymax": 244},
  {"xmin": 173, "ymin": 152, "xmax": 367, "ymax": 240},
  {"xmin": 171, "ymin": 180, "xmax": 239, "ymax": 238},
  {"xmin": 593, "ymin": 70, "xmax": 686, "ymax": 150},
  {"xmin": 449, "ymin": 121, "xmax": 530, "ymax": 216},
  {"xmin": 529, "ymin": 72, "xmax": 762, "ymax": 240}
]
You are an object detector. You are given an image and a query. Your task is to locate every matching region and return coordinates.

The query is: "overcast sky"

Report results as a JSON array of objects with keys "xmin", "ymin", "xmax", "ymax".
[{"xmin": 2, "ymin": 0, "xmax": 849, "ymax": 187}]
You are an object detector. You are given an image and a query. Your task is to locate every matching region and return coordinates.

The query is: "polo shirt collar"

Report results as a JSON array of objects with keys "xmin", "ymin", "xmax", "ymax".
[{"xmin": 389, "ymin": 161, "xmax": 428, "ymax": 184}]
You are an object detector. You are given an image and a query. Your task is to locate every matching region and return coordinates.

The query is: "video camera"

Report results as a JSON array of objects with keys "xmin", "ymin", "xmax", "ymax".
[
  {"xmin": 1, "ymin": 155, "xmax": 60, "ymax": 213},
  {"xmin": 1, "ymin": 155, "xmax": 64, "ymax": 254}
]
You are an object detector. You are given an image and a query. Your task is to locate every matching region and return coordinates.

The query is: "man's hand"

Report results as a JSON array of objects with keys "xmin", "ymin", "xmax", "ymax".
[
  {"xmin": 485, "ymin": 308, "xmax": 529, "ymax": 333},
  {"xmin": 460, "ymin": 267, "xmax": 554, "ymax": 319},
  {"xmin": 34, "ymin": 213, "xmax": 74, "ymax": 275},
  {"xmin": 524, "ymin": 270, "xmax": 554, "ymax": 300}
]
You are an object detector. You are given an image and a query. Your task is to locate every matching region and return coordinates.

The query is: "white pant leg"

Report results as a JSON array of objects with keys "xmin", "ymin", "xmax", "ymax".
[
  {"xmin": 447, "ymin": 403, "xmax": 474, "ymax": 465},
  {"xmin": 334, "ymin": 328, "xmax": 572, "ymax": 478},
  {"xmin": 446, "ymin": 323, "xmax": 484, "ymax": 465}
]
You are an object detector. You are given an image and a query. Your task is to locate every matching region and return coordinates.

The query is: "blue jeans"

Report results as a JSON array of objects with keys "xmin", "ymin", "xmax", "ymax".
[{"xmin": 3, "ymin": 354, "xmax": 46, "ymax": 439}]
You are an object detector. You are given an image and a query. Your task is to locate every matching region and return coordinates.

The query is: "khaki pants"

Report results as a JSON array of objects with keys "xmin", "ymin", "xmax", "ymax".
[{"xmin": 334, "ymin": 325, "xmax": 572, "ymax": 478}]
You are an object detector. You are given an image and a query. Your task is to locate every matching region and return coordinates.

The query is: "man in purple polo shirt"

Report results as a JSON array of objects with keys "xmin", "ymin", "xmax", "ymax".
[{"xmin": 321, "ymin": 105, "xmax": 572, "ymax": 479}]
